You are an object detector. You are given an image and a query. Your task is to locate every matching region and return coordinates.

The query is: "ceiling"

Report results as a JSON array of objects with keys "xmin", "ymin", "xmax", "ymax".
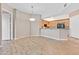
[{"xmin": 6, "ymin": 3, "xmax": 79, "ymax": 19}]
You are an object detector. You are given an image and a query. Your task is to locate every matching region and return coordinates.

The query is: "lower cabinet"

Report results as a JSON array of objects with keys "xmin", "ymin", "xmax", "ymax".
[{"xmin": 41, "ymin": 29, "xmax": 69, "ymax": 40}]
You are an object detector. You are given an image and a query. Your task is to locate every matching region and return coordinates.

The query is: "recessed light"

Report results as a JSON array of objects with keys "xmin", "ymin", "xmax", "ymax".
[{"xmin": 43, "ymin": 17, "xmax": 55, "ymax": 21}]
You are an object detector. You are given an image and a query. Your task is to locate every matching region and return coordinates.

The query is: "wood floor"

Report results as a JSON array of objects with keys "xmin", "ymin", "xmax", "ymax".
[{"xmin": 1, "ymin": 36, "xmax": 79, "ymax": 55}]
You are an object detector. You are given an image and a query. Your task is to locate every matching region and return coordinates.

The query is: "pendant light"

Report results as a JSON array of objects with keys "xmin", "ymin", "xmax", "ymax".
[{"xmin": 29, "ymin": 5, "xmax": 36, "ymax": 21}]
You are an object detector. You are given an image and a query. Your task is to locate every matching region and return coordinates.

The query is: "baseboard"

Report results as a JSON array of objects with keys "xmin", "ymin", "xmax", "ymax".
[
  {"xmin": 14, "ymin": 35, "xmax": 67, "ymax": 40},
  {"xmin": 70, "ymin": 36, "xmax": 79, "ymax": 40},
  {"xmin": 30, "ymin": 35, "xmax": 40, "ymax": 37},
  {"xmin": 40, "ymin": 35, "xmax": 56, "ymax": 40},
  {"xmin": 15, "ymin": 35, "xmax": 40, "ymax": 40},
  {"xmin": 40, "ymin": 35, "xmax": 67, "ymax": 40},
  {"xmin": 15, "ymin": 36, "xmax": 26, "ymax": 40}
]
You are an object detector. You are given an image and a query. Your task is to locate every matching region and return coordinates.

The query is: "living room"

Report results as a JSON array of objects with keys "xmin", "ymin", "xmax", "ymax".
[{"xmin": 0, "ymin": 3, "xmax": 79, "ymax": 55}]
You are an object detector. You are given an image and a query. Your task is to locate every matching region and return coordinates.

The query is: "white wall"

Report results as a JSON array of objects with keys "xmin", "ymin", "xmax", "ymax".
[
  {"xmin": 15, "ymin": 11, "xmax": 41, "ymax": 39},
  {"xmin": 15, "ymin": 10, "xmax": 30, "ymax": 39},
  {"xmin": 30, "ymin": 14, "xmax": 41, "ymax": 36},
  {"xmin": 70, "ymin": 15, "xmax": 79, "ymax": 38}
]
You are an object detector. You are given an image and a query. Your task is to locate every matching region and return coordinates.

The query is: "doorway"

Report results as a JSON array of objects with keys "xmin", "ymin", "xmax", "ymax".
[{"xmin": 2, "ymin": 11, "xmax": 13, "ymax": 41}]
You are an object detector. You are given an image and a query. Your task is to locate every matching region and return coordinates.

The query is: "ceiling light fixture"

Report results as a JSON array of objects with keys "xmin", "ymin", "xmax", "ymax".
[
  {"xmin": 43, "ymin": 17, "xmax": 55, "ymax": 21},
  {"xmin": 29, "ymin": 5, "xmax": 36, "ymax": 22},
  {"xmin": 29, "ymin": 18, "xmax": 36, "ymax": 21}
]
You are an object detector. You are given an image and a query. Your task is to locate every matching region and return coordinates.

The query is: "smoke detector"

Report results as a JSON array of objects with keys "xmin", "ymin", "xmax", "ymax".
[{"xmin": 64, "ymin": 3, "xmax": 67, "ymax": 7}]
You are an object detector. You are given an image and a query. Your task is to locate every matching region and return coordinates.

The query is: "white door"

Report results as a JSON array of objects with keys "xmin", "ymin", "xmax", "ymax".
[{"xmin": 2, "ymin": 12, "xmax": 11, "ymax": 40}]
